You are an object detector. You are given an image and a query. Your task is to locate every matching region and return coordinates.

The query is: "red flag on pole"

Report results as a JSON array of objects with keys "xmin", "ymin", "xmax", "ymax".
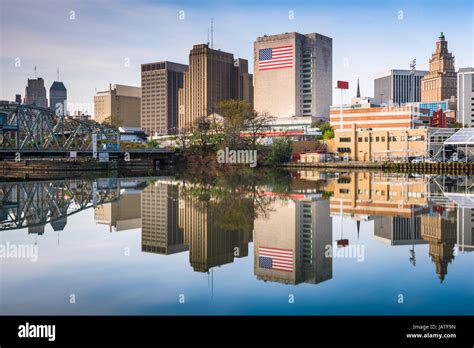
[{"xmin": 337, "ymin": 80, "xmax": 349, "ymax": 89}]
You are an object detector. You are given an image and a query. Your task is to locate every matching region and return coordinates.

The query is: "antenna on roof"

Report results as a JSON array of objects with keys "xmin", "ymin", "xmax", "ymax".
[
  {"xmin": 57, "ymin": 67, "xmax": 59, "ymax": 81},
  {"xmin": 210, "ymin": 17, "xmax": 214, "ymax": 48},
  {"xmin": 34, "ymin": 65, "xmax": 37, "ymax": 79},
  {"xmin": 207, "ymin": 28, "xmax": 209, "ymax": 46}
]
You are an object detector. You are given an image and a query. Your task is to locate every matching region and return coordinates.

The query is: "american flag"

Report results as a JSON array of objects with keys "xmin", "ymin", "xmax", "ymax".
[
  {"xmin": 258, "ymin": 246, "xmax": 293, "ymax": 272},
  {"xmin": 258, "ymin": 45, "xmax": 293, "ymax": 71}
]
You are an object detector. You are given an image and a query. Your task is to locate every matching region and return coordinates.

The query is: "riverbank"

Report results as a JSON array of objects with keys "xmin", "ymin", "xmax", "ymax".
[{"xmin": 281, "ymin": 161, "xmax": 474, "ymax": 174}]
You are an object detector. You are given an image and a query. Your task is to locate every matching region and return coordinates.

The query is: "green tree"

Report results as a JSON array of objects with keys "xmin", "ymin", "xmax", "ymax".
[
  {"xmin": 218, "ymin": 99, "xmax": 253, "ymax": 148},
  {"xmin": 264, "ymin": 138, "xmax": 293, "ymax": 166},
  {"xmin": 102, "ymin": 115, "xmax": 122, "ymax": 128},
  {"xmin": 322, "ymin": 127, "xmax": 334, "ymax": 140},
  {"xmin": 146, "ymin": 139, "xmax": 158, "ymax": 148}
]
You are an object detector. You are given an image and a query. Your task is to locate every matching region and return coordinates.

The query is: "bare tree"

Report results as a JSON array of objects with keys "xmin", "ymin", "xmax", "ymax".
[{"xmin": 244, "ymin": 111, "xmax": 275, "ymax": 148}]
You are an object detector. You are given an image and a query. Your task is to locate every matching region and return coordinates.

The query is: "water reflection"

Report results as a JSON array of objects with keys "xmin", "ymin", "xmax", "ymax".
[{"xmin": 1, "ymin": 171, "xmax": 473, "ymax": 286}]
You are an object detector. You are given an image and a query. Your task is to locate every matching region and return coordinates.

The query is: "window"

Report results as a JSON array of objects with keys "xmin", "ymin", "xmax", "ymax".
[
  {"xmin": 340, "ymin": 137, "xmax": 351, "ymax": 142},
  {"xmin": 381, "ymin": 136, "xmax": 386, "ymax": 142},
  {"xmin": 376, "ymin": 136, "xmax": 380, "ymax": 142},
  {"xmin": 340, "ymin": 189, "xmax": 350, "ymax": 194},
  {"xmin": 364, "ymin": 137, "xmax": 368, "ymax": 142},
  {"xmin": 358, "ymin": 137, "xmax": 363, "ymax": 142}
]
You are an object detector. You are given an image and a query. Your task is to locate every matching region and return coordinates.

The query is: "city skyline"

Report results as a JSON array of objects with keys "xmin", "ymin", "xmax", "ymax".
[{"xmin": 1, "ymin": 0, "xmax": 472, "ymax": 113}]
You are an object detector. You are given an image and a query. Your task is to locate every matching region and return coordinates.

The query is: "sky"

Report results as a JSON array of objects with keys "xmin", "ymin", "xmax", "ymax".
[{"xmin": 0, "ymin": 0, "xmax": 473, "ymax": 114}]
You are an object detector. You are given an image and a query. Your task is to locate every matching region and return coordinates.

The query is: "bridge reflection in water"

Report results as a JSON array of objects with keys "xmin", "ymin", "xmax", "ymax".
[{"xmin": 1, "ymin": 172, "xmax": 473, "ymax": 284}]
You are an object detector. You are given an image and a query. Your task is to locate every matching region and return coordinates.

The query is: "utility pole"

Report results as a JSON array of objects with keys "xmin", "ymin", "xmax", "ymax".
[
  {"xmin": 410, "ymin": 59, "xmax": 416, "ymax": 129},
  {"xmin": 336, "ymin": 81, "xmax": 349, "ymax": 131}
]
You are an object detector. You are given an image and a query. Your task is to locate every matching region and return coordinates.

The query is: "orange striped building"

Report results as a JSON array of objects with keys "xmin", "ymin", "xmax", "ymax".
[{"xmin": 329, "ymin": 105, "xmax": 430, "ymax": 131}]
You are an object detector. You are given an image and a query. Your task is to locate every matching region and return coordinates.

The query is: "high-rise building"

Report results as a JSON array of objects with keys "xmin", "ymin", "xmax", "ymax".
[
  {"xmin": 420, "ymin": 209, "xmax": 457, "ymax": 282},
  {"xmin": 420, "ymin": 33, "xmax": 457, "ymax": 103},
  {"xmin": 141, "ymin": 182, "xmax": 187, "ymax": 255},
  {"xmin": 15, "ymin": 94, "xmax": 21, "ymax": 104},
  {"xmin": 254, "ymin": 32, "xmax": 332, "ymax": 121},
  {"xmin": 457, "ymin": 67, "xmax": 474, "ymax": 127},
  {"xmin": 178, "ymin": 184, "xmax": 253, "ymax": 272},
  {"xmin": 374, "ymin": 69, "xmax": 428, "ymax": 105},
  {"xmin": 254, "ymin": 197, "xmax": 332, "ymax": 285},
  {"xmin": 94, "ymin": 84, "xmax": 141, "ymax": 127},
  {"xmin": 49, "ymin": 81, "xmax": 67, "ymax": 116},
  {"xmin": 24, "ymin": 78, "xmax": 48, "ymax": 108},
  {"xmin": 374, "ymin": 216, "xmax": 426, "ymax": 246},
  {"xmin": 178, "ymin": 44, "xmax": 253, "ymax": 129},
  {"xmin": 141, "ymin": 61, "xmax": 188, "ymax": 135}
]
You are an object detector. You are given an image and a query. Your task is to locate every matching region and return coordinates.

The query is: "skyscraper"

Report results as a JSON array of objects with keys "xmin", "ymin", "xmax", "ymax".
[
  {"xmin": 24, "ymin": 78, "xmax": 48, "ymax": 108},
  {"xmin": 178, "ymin": 184, "xmax": 253, "ymax": 272},
  {"xmin": 420, "ymin": 33, "xmax": 457, "ymax": 102},
  {"xmin": 178, "ymin": 44, "xmax": 253, "ymax": 129},
  {"xmin": 254, "ymin": 197, "xmax": 332, "ymax": 285},
  {"xmin": 254, "ymin": 32, "xmax": 332, "ymax": 121},
  {"xmin": 457, "ymin": 67, "xmax": 474, "ymax": 127},
  {"xmin": 141, "ymin": 61, "xmax": 188, "ymax": 135},
  {"xmin": 141, "ymin": 182, "xmax": 187, "ymax": 255},
  {"xmin": 49, "ymin": 81, "xmax": 67, "ymax": 116},
  {"xmin": 374, "ymin": 69, "xmax": 428, "ymax": 105}
]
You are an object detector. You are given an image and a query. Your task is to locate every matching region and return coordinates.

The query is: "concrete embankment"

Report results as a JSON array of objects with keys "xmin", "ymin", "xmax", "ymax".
[{"xmin": 281, "ymin": 161, "xmax": 474, "ymax": 174}]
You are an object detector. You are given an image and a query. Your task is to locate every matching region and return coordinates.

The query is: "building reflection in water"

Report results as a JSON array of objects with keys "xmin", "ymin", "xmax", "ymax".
[
  {"xmin": 94, "ymin": 192, "xmax": 142, "ymax": 232},
  {"xmin": 1, "ymin": 173, "xmax": 473, "ymax": 284},
  {"xmin": 140, "ymin": 180, "xmax": 253, "ymax": 273},
  {"xmin": 254, "ymin": 195, "xmax": 332, "ymax": 285},
  {"xmin": 141, "ymin": 182, "xmax": 187, "ymax": 255},
  {"xmin": 421, "ymin": 207, "xmax": 457, "ymax": 282}
]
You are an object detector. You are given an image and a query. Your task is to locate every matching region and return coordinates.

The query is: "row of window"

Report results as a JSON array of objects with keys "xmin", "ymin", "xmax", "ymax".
[{"xmin": 345, "ymin": 135, "xmax": 427, "ymax": 143}]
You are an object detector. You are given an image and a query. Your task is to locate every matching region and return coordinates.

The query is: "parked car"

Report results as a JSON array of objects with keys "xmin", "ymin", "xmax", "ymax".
[{"xmin": 426, "ymin": 157, "xmax": 442, "ymax": 163}]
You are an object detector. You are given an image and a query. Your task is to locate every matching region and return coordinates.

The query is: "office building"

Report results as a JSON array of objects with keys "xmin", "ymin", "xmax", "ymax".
[
  {"xmin": 141, "ymin": 61, "xmax": 188, "ymax": 135},
  {"xmin": 329, "ymin": 105, "xmax": 430, "ymax": 131},
  {"xmin": 24, "ymin": 78, "xmax": 48, "ymax": 108},
  {"xmin": 178, "ymin": 184, "xmax": 253, "ymax": 272},
  {"xmin": 329, "ymin": 172, "xmax": 429, "ymax": 219},
  {"xmin": 457, "ymin": 67, "xmax": 474, "ymax": 127},
  {"xmin": 374, "ymin": 216, "xmax": 426, "ymax": 246},
  {"xmin": 94, "ymin": 192, "xmax": 142, "ymax": 232},
  {"xmin": 178, "ymin": 44, "xmax": 253, "ymax": 129},
  {"xmin": 141, "ymin": 182, "xmax": 187, "ymax": 255},
  {"xmin": 94, "ymin": 84, "xmax": 141, "ymax": 127},
  {"xmin": 49, "ymin": 81, "xmax": 67, "ymax": 116},
  {"xmin": 421, "ymin": 33, "xmax": 457, "ymax": 102},
  {"xmin": 418, "ymin": 99, "xmax": 457, "ymax": 116},
  {"xmin": 374, "ymin": 69, "xmax": 428, "ymax": 105},
  {"xmin": 254, "ymin": 197, "xmax": 332, "ymax": 285},
  {"xmin": 254, "ymin": 32, "xmax": 332, "ymax": 121},
  {"xmin": 329, "ymin": 126, "xmax": 456, "ymax": 162}
]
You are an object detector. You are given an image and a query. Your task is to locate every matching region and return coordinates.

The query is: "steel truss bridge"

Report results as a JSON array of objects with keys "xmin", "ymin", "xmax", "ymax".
[
  {"xmin": 0, "ymin": 103, "xmax": 119, "ymax": 152},
  {"xmin": 0, "ymin": 178, "xmax": 131, "ymax": 232},
  {"xmin": 0, "ymin": 103, "xmax": 174, "ymax": 159}
]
